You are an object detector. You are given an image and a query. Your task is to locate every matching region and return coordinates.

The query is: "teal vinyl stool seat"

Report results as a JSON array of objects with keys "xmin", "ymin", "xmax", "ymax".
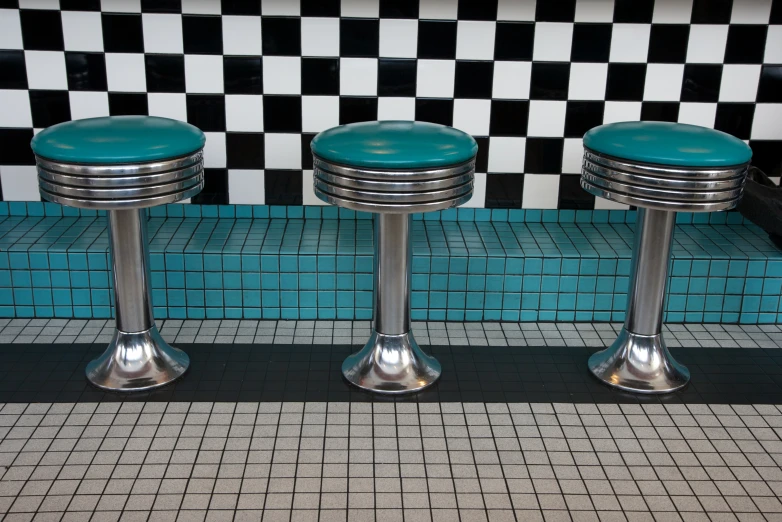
[
  {"xmin": 312, "ymin": 121, "xmax": 478, "ymax": 394},
  {"xmin": 581, "ymin": 121, "xmax": 752, "ymax": 394},
  {"xmin": 31, "ymin": 116, "xmax": 206, "ymax": 392}
]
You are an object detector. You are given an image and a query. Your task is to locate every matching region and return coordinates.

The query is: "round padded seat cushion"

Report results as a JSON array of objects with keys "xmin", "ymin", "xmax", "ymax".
[
  {"xmin": 311, "ymin": 121, "xmax": 478, "ymax": 169},
  {"xmin": 31, "ymin": 116, "xmax": 206, "ymax": 164},
  {"xmin": 583, "ymin": 121, "xmax": 752, "ymax": 168}
]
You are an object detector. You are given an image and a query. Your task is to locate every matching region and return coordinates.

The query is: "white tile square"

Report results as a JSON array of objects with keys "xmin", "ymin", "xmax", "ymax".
[
  {"xmin": 765, "ymin": 26, "xmax": 782, "ymax": 63},
  {"xmin": 0, "ymin": 90, "xmax": 32, "ymax": 128},
  {"xmin": 182, "ymin": 0, "xmax": 221, "ymax": 14},
  {"xmin": 341, "ymin": 0, "xmax": 378, "ymax": 18},
  {"xmin": 69, "ymin": 91, "xmax": 110, "ymax": 120},
  {"xmin": 594, "ymin": 197, "xmax": 629, "ymax": 210},
  {"xmin": 19, "ymin": 0, "xmax": 58, "ymax": 8},
  {"xmin": 527, "ymin": 100, "xmax": 566, "ymax": 137},
  {"xmin": 719, "ymin": 65, "xmax": 761, "ymax": 102},
  {"xmin": 203, "ymin": 132, "xmax": 226, "ymax": 168},
  {"xmin": 222, "ymin": 16, "xmax": 263, "ymax": 56},
  {"xmin": 686, "ymin": 25, "xmax": 729, "ymax": 64},
  {"xmin": 377, "ymin": 97, "xmax": 415, "ymax": 121},
  {"xmin": 229, "ymin": 170, "xmax": 265, "ymax": 204},
  {"xmin": 185, "ymin": 55, "xmax": 224, "ymax": 94},
  {"xmin": 302, "ymin": 96, "xmax": 339, "ymax": 132},
  {"xmin": 302, "ymin": 169, "xmax": 326, "ymax": 205},
  {"xmin": 340, "ymin": 58, "xmax": 378, "ymax": 96},
  {"xmin": 751, "ymin": 104, "xmax": 782, "ymax": 139},
  {"xmin": 147, "ymin": 93, "xmax": 188, "ymax": 121},
  {"xmin": 492, "ymin": 61, "xmax": 531, "ymax": 99},
  {"xmin": 574, "ymin": 0, "xmax": 614, "ymax": 22},
  {"xmin": 452, "ymin": 99, "xmax": 491, "ymax": 136},
  {"xmin": 731, "ymin": 0, "xmax": 773, "ymax": 23},
  {"xmin": 568, "ymin": 63, "xmax": 607, "ymax": 100},
  {"xmin": 522, "ymin": 174, "xmax": 559, "ymax": 209},
  {"xmin": 609, "ymin": 24, "xmax": 651, "ymax": 63},
  {"xmin": 265, "ymin": 133, "xmax": 302, "ymax": 169},
  {"xmin": 462, "ymin": 173, "xmax": 486, "ymax": 208},
  {"xmin": 101, "ymin": 0, "xmax": 140, "ymax": 11},
  {"xmin": 143, "ymin": 14, "xmax": 183, "ymax": 54},
  {"xmin": 602, "ymin": 102, "xmax": 642, "ymax": 124},
  {"xmin": 301, "ymin": 18, "xmax": 340, "ymax": 57},
  {"xmin": 677, "ymin": 103, "xmax": 717, "ymax": 128},
  {"xmin": 263, "ymin": 57, "xmax": 301, "ymax": 94},
  {"xmin": 417, "ymin": 60, "xmax": 455, "ymax": 98},
  {"xmin": 0, "ymin": 9, "xmax": 23, "ymax": 49},
  {"xmin": 419, "ymin": 0, "xmax": 458, "ymax": 19},
  {"xmin": 497, "ymin": 0, "xmax": 536, "ymax": 21},
  {"xmin": 25, "ymin": 51, "xmax": 67, "ymax": 90},
  {"xmin": 106, "ymin": 53, "xmax": 147, "ymax": 92},
  {"xmin": 643, "ymin": 64, "xmax": 684, "ymax": 101},
  {"xmin": 533, "ymin": 23, "xmax": 573, "ymax": 62},
  {"xmin": 652, "ymin": 0, "xmax": 693, "ymax": 23},
  {"xmin": 456, "ymin": 21, "xmax": 496, "ymax": 60},
  {"xmin": 226, "ymin": 95, "xmax": 264, "ymax": 132},
  {"xmin": 0, "ymin": 166, "xmax": 39, "ymax": 202},
  {"xmin": 379, "ymin": 19, "xmax": 418, "ymax": 58},
  {"xmin": 262, "ymin": 0, "xmax": 300, "ymax": 16},
  {"xmin": 561, "ymin": 138, "xmax": 584, "ymax": 174},
  {"xmin": 488, "ymin": 137, "xmax": 526, "ymax": 173},
  {"xmin": 61, "ymin": 11, "xmax": 104, "ymax": 52}
]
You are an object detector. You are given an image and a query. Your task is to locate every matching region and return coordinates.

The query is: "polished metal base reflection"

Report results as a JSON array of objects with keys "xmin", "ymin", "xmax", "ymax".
[
  {"xmin": 86, "ymin": 326, "xmax": 190, "ymax": 392},
  {"xmin": 588, "ymin": 328, "xmax": 690, "ymax": 394},
  {"xmin": 342, "ymin": 331, "xmax": 441, "ymax": 394}
]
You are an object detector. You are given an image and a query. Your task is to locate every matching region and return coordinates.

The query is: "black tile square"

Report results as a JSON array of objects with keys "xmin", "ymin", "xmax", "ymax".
[
  {"xmin": 339, "ymin": 97, "xmax": 378, "ymax": 124},
  {"xmin": 758, "ymin": 65, "xmax": 782, "ymax": 103},
  {"xmin": 340, "ymin": 19, "xmax": 379, "ymax": 58},
  {"xmin": 224, "ymin": 57, "xmax": 262, "ymax": 95},
  {"xmin": 418, "ymin": 21, "xmax": 458, "ymax": 60},
  {"xmin": 715, "ymin": 103, "xmax": 755, "ymax": 140},
  {"xmin": 378, "ymin": 59, "xmax": 417, "ymax": 97},
  {"xmin": 20, "ymin": 10, "xmax": 64, "ymax": 51},
  {"xmin": 0, "ymin": 50, "xmax": 27, "ymax": 89},
  {"xmin": 0, "ymin": 0, "xmax": 17, "ymax": 7},
  {"xmin": 535, "ymin": 0, "xmax": 576, "ymax": 22},
  {"xmin": 606, "ymin": 63, "xmax": 646, "ymax": 102},
  {"xmin": 102, "ymin": 14, "xmax": 144, "ymax": 53},
  {"xmin": 183, "ymin": 15, "xmax": 223, "ymax": 55},
  {"xmin": 262, "ymin": 17, "xmax": 301, "ymax": 56},
  {"xmin": 613, "ymin": 0, "xmax": 654, "ymax": 23},
  {"xmin": 725, "ymin": 25, "xmax": 768, "ymax": 64},
  {"xmin": 648, "ymin": 25, "xmax": 689, "ymax": 63},
  {"xmin": 486, "ymin": 174, "xmax": 523, "ymax": 208},
  {"xmin": 65, "ymin": 52, "xmax": 107, "ymax": 91},
  {"xmin": 530, "ymin": 62, "xmax": 570, "ymax": 101},
  {"xmin": 191, "ymin": 168, "xmax": 228, "ymax": 205},
  {"xmin": 525, "ymin": 138, "xmax": 564, "ymax": 173},
  {"xmin": 263, "ymin": 95, "xmax": 302, "ymax": 132},
  {"xmin": 454, "ymin": 61, "xmax": 493, "ymax": 99},
  {"xmin": 301, "ymin": 133, "xmax": 315, "ymax": 169},
  {"xmin": 265, "ymin": 170, "xmax": 303, "ymax": 205},
  {"xmin": 558, "ymin": 174, "xmax": 594, "ymax": 209},
  {"xmin": 221, "ymin": 0, "xmax": 261, "ymax": 15},
  {"xmin": 494, "ymin": 22, "xmax": 535, "ymax": 61},
  {"xmin": 691, "ymin": 0, "xmax": 732, "ymax": 23},
  {"xmin": 474, "ymin": 136, "xmax": 488, "ymax": 171},
  {"xmin": 226, "ymin": 132, "xmax": 265, "ymax": 169},
  {"xmin": 141, "ymin": 0, "xmax": 180, "ymax": 12},
  {"xmin": 0, "ymin": 129, "xmax": 35, "ymax": 165},
  {"xmin": 108, "ymin": 93, "xmax": 148, "ymax": 116},
  {"xmin": 489, "ymin": 100, "xmax": 528, "ymax": 136},
  {"xmin": 681, "ymin": 64, "xmax": 722, "ymax": 103},
  {"xmin": 302, "ymin": 58, "xmax": 339, "ymax": 95},
  {"xmin": 145, "ymin": 55, "xmax": 186, "ymax": 93},
  {"xmin": 749, "ymin": 140, "xmax": 782, "ymax": 176},
  {"xmin": 457, "ymin": 0, "xmax": 498, "ymax": 20},
  {"xmin": 61, "ymin": 0, "xmax": 101, "ymax": 9},
  {"xmin": 29, "ymin": 90, "xmax": 71, "ymax": 128},
  {"xmin": 571, "ymin": 23, "xmax": 611, "ymax": 62},
  {"xmin": 186, "ymin": 94, "xmax": 226, "ymax": 132},
  {"xmin": 301, "ymin": 0, "xmax": 340, "ymax": 16},
  {"xmin": 772, "ymin": 0, "xmax": 782, "ymax": 23},
  {"xmin": 641, "ymin": 102, "xmax": 679, "ymax": 122},
  {"xmin": 415, "ymin": 98, "xmax": 454, "ymax": 126},
  {"xmin": 564, "ymin": 101, "xmax": 604, "ymax": 138},
  {"xmin": 380, "ymin": 0, "xmax": 418, "ymax": 18}
]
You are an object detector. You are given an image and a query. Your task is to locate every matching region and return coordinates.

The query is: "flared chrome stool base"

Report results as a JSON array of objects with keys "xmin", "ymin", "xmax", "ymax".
[
  {"xmin": 86, "ymin": 326, "xmax": 190, "ymax": 392},
  {"xmin": 342, "ymin": 331, "xmax": 441, "ymax": 394}
]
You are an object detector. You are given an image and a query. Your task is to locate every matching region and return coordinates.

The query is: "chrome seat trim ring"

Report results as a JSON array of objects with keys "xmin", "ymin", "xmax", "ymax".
[
  {"xmin": 314, "ymin": 185, "xmax": 473, "ymax": 214},
  {"xmin": 581, "ymin": 172, "xmax": 743, "ymax": 203},
  {"xmin": 35, "ymin": 150, "xmax": 204, "ymax": 177},
  {"xmin": 40, "ymin": 172, "xmax": 203, "ymax": 200},
  {"xmin": 581, "ymin": 179, "xmax": 741, "ymax": 213},
  {"xmin": 315, "ymin": 167, "xmax": 473, "ymax": 193},
  {"xmin": 40, "ymin": 180, "xmax": 205, "ymax": 210},
  {"xmin": 582, "ymin": 159, "xmax": 745, "ymax": 191},
  {"xmin": 38, "ymin": 162, "xmax": 204, "ymax": 188},
  {"xmin": 314, "ymin": 155, "xmax": 476, "ymax": 182},
  {"xmin": 315, "ymin": 178, "xmax": 472, "ymax": 204},
  {"xmin": 584, "ymin": 149, "xmax": 748, "ymax": 181}
]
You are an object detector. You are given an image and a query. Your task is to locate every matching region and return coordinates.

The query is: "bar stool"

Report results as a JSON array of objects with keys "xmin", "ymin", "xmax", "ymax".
[
  {"xmin": 581, "ymin": 121, "xmax": 751, "ymax": 393},
  {"xmin": 311, "ymin": 121, "xmax": 477, "ymax": 394},
  {"xmin": 30, "ymin": 116, "xmax": 205, "ymax": 391}
]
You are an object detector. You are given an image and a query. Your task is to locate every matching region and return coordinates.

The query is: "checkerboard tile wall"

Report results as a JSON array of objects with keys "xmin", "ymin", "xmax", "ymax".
[{"xmin": 0, "ymin": 0, "xmax": 780, "ymax": 210}]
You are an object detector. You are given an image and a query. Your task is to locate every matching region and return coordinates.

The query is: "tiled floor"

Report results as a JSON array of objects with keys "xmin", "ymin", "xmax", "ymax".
[{"xmin": 0, "ymin": 319, "xmax": 781, "ymax": 350}]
